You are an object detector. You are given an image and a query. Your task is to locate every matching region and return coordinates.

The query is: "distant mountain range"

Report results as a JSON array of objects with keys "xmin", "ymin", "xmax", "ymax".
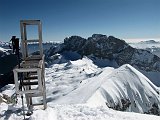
[
  {"xmin": 45, "ymin": 34, "xmax": 160, "ymax": 86},
  {"xmin": 1, "ymin": 34, "xmax": 160, "ymax": 87},
  {"xmin": 129, "ymin": 40, "xmax": 160, "ymax": 58},
  {"xmin": 46, "ymin": 34, "xmax": 160, "ymax": 71},
  {"xmin": 139, "ymin": 40, "xmax": 160, "ymax": 44}
]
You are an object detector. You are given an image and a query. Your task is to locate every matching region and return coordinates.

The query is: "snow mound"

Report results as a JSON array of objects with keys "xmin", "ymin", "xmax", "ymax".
[
  {"xmin": 45, "ymin": 57, "xmax": 101, "ymax": 104},
  {"xmin": 88, "ymin": 64, "xmax": 160, "ymax": 114},
  {"xmin": 29, "ymin": 107, "xmax": 57, "ymax": 120},
  {"xmin": 52, "ymin": 67, "xmax": 114, "ymax": 104},
  {"xmin": 29, "ymin": 105, "xmax": 160, "ymax": 120},
  {"xmin": 45, "ymin": 59, "xmax": 160, "ymax": 115}
]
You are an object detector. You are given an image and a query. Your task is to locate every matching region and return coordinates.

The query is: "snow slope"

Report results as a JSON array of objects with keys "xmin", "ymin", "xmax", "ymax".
[
  {"xmin": 52, "ymin": 67, "xmax": 114, "ymax": 104},
  {"xmin": 29, "ymin": 105, "xmax": 160, "ymax": 120},
  {"xmin": 46, "ymin": 61, "xmax": 160, "ymax": 114},
  {"xmin": 45, "ymin": 57, "xmax": 102, "ymax": 102},
  {"xmin": 1, "ymin": 103, "xmax": 160, "ymax": 120},
  {"xmin": 87, "ymin": 64, "xmax": 160, "ymax": 114},
  {"xmin": 0, "ymin": 57, "xmax": 160, "ymax": 119}
]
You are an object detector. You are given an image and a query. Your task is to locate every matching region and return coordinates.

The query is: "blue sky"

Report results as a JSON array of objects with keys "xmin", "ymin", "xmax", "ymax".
[{"xmin": 0, "ymin": 0, "xmax": 160, "ymax": 42}]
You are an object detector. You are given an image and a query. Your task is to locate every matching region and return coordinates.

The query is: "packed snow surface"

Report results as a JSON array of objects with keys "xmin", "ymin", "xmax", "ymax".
[
  {"xmin": 0, "ymin": 57, "xmax": 160, "ymax": 119},
  {"xmin": 1, "ymin": 103, "xmax": 160, "ymax": 120}
]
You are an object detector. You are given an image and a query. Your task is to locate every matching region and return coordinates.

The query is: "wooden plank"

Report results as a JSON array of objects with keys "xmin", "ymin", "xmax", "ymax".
[
  {"xmin": 24, "ymin": 76, "xmax": 38, "ymax": 80},
  {"xmin": 14, "ymin": 68, "xmax": 38, "ymax": 72},
  {"xmin": 25, "ymin": 55, "xmax": 42, "ymax": 61},
  {"xmin": 29, "ymin": 72, "xmax": 38, "ymax": 76},
  {"xmin": 13, "ymin": 70, "xmax": 19, "ymax": 93},
  {"xmin": 32, "ymin": 103, "xmax": 44, "ymax": 106},
  {"xmin": 37, "ymin": 69, "xmax": 42, "ymax": 90},
  {"xmin": 26, "ymin": 93, "xmax": 43, "ymax": 97},
  {"xmin": 23, "ymin": 81, "xmax": 38, "ymax": 86},
  {"xmin": 17, "ymin": 89, "xmax": 41, "ymax": 94},
  {"xmin": 21, "ymin": 63, "xmax": 39, "ymax": 68},
  {"xmin": 20, "ymin": 20, "xmax": 41, "ymax": 25}
]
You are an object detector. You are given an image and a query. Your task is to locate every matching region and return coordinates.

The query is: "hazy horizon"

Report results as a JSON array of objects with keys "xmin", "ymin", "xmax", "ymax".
[{"xmin": 1, "ymin": 34, "xmax": 160, "ymax": 44}]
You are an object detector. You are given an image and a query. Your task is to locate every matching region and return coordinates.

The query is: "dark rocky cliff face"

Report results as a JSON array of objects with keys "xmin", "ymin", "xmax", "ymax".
[
  {"xmin": 63, "ymin": 35, "xmax": 130, "ymax": 59},
  {"xmin": 0, "ymin": 50, "xmax": 19, "ymax": 88},
  {"xmin": 46, "ymin": 34, "xmax": 160, "ymax": 72}
]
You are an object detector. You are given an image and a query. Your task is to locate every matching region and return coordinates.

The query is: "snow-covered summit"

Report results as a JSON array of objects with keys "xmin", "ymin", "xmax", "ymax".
[
  {"xmin": 47, "ymin": 60, "xmax": 160, "ymax": 115},
  {"xmin": 1, "ymin": 56, "xmax": 160, "ymax": 119},
  {"xmin": 88, "ymin": 64, "xmax": 160, "ymax": 114}
]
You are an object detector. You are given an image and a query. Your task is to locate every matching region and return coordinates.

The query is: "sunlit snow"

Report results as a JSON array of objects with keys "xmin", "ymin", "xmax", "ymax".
[{"xmin": 0, "ymin": 57, "xmax": 160, "ymax": 120}]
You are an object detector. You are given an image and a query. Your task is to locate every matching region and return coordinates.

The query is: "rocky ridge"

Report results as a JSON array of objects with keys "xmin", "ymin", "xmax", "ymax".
[{"xmin": 46, "ymin": 34, "xmax": 160, "ymax": 72}]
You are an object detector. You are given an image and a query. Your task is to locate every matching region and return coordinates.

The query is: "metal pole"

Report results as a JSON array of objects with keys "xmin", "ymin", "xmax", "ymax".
[
  {"xmin": 21, "ymin": 95, "xmax": 26, "ymax": 120},
  {"xmin": 15, "ymin": 38, "xmax": 26, "ymax": 119}
]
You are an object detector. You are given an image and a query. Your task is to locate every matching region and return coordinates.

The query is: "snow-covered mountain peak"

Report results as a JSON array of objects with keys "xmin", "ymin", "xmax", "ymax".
[
  {"xmin": 45, "ymin": 34, "xmax": 160, "ymax": 86},
  {"xmin": 69, "ymin": 57, "xmax": 95, "ymax": 66},
  {"xmin": 45, "ymin": 60, "xmax": 160, "ymax": 115},
  {"xmin": 110, "ymin": 64, "xmax": 158, "ymax": 92},
  {"xmin": 139, "ymin": 40, "xmax": 159, "ymax": 44},
  {"xmin": 88, "ymin": 63, "xmax": 160, "ymax": 114},
  {"xmin": 64, "ymin": 57, "xmax": 98, "ymax": 74}
]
